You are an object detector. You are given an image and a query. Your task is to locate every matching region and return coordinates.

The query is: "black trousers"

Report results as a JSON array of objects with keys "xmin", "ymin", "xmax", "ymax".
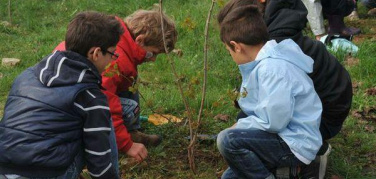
[{"xmin": 321, "ymin": 0, "xmax": 355, "ymax": 16}]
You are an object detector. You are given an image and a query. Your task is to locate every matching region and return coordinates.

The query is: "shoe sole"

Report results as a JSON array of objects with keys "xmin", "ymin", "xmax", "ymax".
[{"xmin": 319, "ymin": 144, "xmax": 332, "ymax": 179}]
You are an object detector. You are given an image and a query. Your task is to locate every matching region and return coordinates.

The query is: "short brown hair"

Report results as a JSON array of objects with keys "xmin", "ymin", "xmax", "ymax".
[
  {"xmin": 220, "ymin": 5, "xmax": 269, "ymax": 51},
  {"xmin": 65, "ymin": 11, "xmax": 124, "ymax": 57},
  {"xmin": 217, "ymin": 0, "xmax": 265, "ymax": 25},
  {"xmin": 125, "ymin": 7, "xmax": 177, "ymax": 53}
]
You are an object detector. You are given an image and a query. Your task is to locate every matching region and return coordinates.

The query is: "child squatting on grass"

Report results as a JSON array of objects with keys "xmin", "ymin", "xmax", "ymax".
[
  {"xmin": 0, "ymin": 11, "xmax": 123, "ymax": 179},
  {"xmin": 216, "ymin": 5, "xmax": 323, "ymax": 179},
  {"xmin": 218, "ymin": 0, "xmax": 353, "ymax": 178},
  {"xmin": 54, "ymin": 7, "xmax": 177, "ymax": 163}
]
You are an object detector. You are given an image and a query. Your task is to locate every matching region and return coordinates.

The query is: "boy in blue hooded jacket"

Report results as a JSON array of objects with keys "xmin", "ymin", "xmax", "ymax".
[{"xmin": 216, "ymin": 5, "xmax": 322, "ymax": 179}]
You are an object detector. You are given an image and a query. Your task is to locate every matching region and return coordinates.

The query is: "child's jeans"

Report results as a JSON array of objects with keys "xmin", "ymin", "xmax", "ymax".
[
  {"xmin": 118, "ymin": 91, "xmax": 141, "ymax": 131},
  {"xmin": 217, "ymin": 128, "xmax": 304, "ymax": 179}
]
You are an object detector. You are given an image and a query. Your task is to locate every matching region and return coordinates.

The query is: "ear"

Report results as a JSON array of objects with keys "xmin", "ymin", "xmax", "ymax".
[
  {"xmin": 87, "ymin": 47, "xmax": 101, "ymax": 62},
  {"xmin": 258, "ymin": 0, "xmax": 266, "ymax": 3},
  {"xmin": 230, "ymin": 41, "xmax": 242, "ymax": 53},
  {"xmin": 135, "ymin": 34, "xmax": 145, "ymax": 46}
]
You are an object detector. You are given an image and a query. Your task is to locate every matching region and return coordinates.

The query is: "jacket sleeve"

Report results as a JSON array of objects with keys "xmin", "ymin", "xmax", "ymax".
[
  {"xmin": 102, "ymin": 63, "xmax": 134, "ymax": 153},
  {"xmin": 74, "ymin": 89, "xmax": 119, "ymax": 179},
  {"xmin": 236, "ymin": 72, "xmax": 294, "ymax": 133}
]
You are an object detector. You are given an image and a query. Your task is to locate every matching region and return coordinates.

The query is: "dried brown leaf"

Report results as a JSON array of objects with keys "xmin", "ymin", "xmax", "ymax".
[
  {"xmin": 352, "ymin": 110, "xmax": 363, "ymax": 118},
  {"xmin": 148, "ymin": 114, "xmax": 182, "ymax": 125},
  {"xmin": 344, "ymin": 56, "xmax": 359, "ymax": 66},
  {"xmin": 352, "ymin": 81, "xmax": 362, "ymax": 88},
  {"xmin": 182, "ymin": 17, "xmax": 196, "ymax": 30},
  {"xmin": 214, "ymin": 114, "xmax": 230, "ymax": 122},
  {"xmin": 330, "ymin": 175, "xmax": 344, "ymax": 179},
  {"xmin": 370, "ymin": 27, "xmax": 376, "ymax": 33},
  {"xmin": 353, "ymin": 107, "xmax": 376, "ymax": 122},
  {"xmin": 172, "ymin": 49, "xmax": 183, "ymax": 57},
  {"xmin": 365, "ymin": 125, "xmax": 375, "ymax": 133},
  {"xmin": 365, "ymin": 87, "xmax": 376, "ymax": 96}
]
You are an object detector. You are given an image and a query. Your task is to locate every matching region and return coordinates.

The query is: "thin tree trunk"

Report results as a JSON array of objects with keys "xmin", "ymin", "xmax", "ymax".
[{"xmin": 8, "ymin": 0, "xmax": 12, "ymax": 24}]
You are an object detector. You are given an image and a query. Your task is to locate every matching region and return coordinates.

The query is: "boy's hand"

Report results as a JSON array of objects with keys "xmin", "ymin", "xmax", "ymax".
[{"xmin": 126, "ymin": 142, "xmax": 148, "ymax": 163}]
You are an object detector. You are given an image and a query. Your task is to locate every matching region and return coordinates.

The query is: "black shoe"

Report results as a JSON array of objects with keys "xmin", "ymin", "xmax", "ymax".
[{"xmin": 300, "ymin": 142, "xmax": 332, "ymax": 179}]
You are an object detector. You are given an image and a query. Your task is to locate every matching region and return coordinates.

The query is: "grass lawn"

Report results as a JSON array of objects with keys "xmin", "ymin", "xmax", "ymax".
[{"xmin": 1, "ymin": 0, "xmax": 375, "ymax": 178}]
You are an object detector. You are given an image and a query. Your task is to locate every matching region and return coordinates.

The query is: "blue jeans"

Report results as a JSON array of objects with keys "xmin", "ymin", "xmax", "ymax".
[
  {"xmin": 217, "ymin": 128, "xmax": 304, "ymax": 179},
  {"xmin": 109, "ymin": 124, "xmax": 120, "ymax": 176},
  {"xmin": 118, "ymin": 91, "xmax": 141, "ymax": 131}
]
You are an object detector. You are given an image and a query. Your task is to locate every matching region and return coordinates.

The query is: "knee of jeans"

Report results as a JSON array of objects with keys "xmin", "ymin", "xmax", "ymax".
[{"xmin": 217, "ymin": 129, "xmax": 232, "ymax": 154}]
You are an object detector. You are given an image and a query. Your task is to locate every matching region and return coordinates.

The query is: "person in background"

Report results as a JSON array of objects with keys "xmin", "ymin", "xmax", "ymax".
[
  {"xmin": 301, "ymin": 0, "xmax": 327, "ymax": 40},
  {"xmin": 0, "ymin": 11, "xmax": 123, "ymax": 179},
  {"xmin": 321, "ymin": 0, "xmax": 361, "ymax": 36},
  {"xmin": 302, "ymin": 0, "xmax": 360, "ymax": 39}
]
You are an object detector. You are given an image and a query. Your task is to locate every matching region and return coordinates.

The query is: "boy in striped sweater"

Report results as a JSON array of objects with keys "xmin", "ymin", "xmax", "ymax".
[{"xmin": 0, "ymin": 11, "xmax": 124, "ymax": 179}]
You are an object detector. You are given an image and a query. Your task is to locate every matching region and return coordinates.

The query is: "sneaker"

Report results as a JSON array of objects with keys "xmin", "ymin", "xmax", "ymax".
[
  {"xmin": 318, "ymin": 143, "xmax": 332, "ymax": 179},
  {"xmin": 341, "ymin": 27, "xmax": 361, "ymax": 36},
  {"xmin": 130, "ymin": 130, "xmax": 162, "ymax": 147},
  {"xmin": 300, "ymin": 142, "xmax": 332, "ymax": 179}
]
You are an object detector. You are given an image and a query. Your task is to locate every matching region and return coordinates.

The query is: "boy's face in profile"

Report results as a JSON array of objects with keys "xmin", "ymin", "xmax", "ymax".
[
  {"xmin": 90, "ymin": 46, "xmax": 117, "ymax": 73},
  {"xmin": 225, "ymin": 43, "xmax": 248, "ymax": 65},
  {"xmin": 134, "ymin": 34, "xmax": 164, "ymax": 63},
  {"xmin": 141, "ymin": 45, "xmax": 161, "ymax": 63}
]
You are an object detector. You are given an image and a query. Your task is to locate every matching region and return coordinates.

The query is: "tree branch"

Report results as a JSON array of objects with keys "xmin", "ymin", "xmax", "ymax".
[
  {"xmin": 8, "ymin": 0, "xmax": 12, "ymax": 24},
  {"xmin": 187, "ymin": 0, "xmax": 216, "ymax": 174}
]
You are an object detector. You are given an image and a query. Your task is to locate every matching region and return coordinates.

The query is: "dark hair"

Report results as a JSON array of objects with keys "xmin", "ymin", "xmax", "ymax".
[
  {"xmin": 65, "ymin": 11, "xmax": 124, "ymax": 57},
  {"xmin": 217, "ymin": 0, "xmax": 265, "ymax": 25},
  {"xmin": 220, "ymin": 5, "xmax": 269, "ymax": 51}
]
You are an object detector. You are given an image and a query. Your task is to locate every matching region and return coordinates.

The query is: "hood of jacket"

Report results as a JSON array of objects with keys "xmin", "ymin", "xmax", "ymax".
[
  {"xmin": 115, "ymin": 16, "xmax": 147, "ymax": 66},
  {"xmin": 264, "ymin": 0, "xmax": 308, "ymax": 38},
  {"xmin": 35, "ymin": 50, "xmax": 102, "ymax": 87},
  {"xmin": 254, "ymin": 39, "xmax": 313, "ymax": 74}
]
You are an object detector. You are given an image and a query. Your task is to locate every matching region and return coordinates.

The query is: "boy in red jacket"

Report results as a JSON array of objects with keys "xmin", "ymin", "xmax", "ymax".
[{"xmin": 54, "ymin": 8, "xmax": 177, "ymax": 162}]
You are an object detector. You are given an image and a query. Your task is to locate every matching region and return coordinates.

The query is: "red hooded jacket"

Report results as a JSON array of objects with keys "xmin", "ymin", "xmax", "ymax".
[{"xmin": 54, "ymin": 17, "xmax": 147, "ymax": 153}]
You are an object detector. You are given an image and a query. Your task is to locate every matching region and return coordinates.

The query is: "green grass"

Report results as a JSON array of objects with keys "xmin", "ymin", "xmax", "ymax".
[{"xmin": 1, "ymin": 0, "xmax": 376, "ymax": 178}]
